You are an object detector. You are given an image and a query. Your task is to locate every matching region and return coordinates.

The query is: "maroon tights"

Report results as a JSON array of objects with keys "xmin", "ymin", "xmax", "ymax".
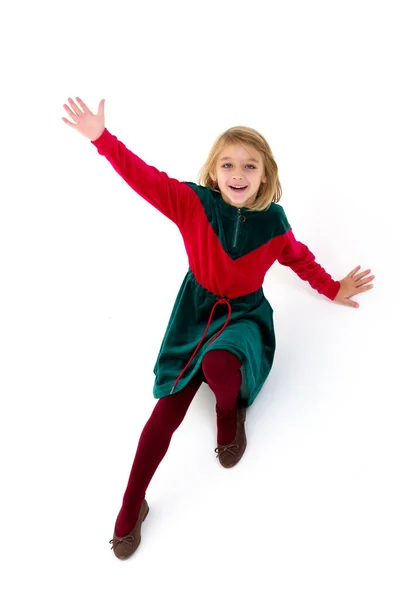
[{"xmin": 114, "ymin": 349, "xmax": 242, "ymax": 536}]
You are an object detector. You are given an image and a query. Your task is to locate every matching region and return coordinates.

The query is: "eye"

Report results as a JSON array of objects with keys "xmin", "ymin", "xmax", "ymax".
[{"xmin": 222, "ymin": 163, "xmax": 256, "ymax": 169}]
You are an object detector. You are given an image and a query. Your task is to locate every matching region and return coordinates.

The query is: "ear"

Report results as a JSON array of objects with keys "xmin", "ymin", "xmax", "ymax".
[{"xmin": 261, "ymin": 169, "xmax": 267, "ymax": 184}]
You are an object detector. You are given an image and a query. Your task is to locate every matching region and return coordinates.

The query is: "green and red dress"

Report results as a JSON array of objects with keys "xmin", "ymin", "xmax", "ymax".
[{"xmin": 92, "ymin": 129, "xmax": 340, "ymax": 407}]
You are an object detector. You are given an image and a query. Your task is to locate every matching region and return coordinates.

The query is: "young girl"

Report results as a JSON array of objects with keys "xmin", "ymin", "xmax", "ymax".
[{"xmin": 62, "ymin": 97, "xmax": 374, "ymax": 560}]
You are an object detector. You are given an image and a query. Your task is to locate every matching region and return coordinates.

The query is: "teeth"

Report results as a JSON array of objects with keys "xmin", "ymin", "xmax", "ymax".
[{"xmin": 232, "ymin": 186, "xmax": 246, "ymax": 189}]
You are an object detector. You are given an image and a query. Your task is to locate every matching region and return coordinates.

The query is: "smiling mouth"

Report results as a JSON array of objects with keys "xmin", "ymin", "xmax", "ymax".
[{"xmin": 229, "ymin": 186, "xmax": 248, "ymax": 193}]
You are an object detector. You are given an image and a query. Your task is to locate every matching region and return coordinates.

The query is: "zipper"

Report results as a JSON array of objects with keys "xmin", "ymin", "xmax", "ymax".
[{"xmin": 232, "ymin": 208, "xmax": 246, "ymax": 249}]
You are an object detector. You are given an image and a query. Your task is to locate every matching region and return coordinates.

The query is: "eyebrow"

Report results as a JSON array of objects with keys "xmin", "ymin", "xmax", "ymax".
[{"xmin": 219, "ymin": 156, "xmax": 260, "ymax": 163}]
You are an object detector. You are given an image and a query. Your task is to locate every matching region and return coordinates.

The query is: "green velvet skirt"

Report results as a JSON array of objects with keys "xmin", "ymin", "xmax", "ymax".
[{"xmin": 153, "ymin": 269, "xmax": 275, "ymax": 407}]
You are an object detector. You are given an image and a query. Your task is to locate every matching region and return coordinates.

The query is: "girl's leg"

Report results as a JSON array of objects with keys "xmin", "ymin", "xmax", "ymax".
[
  {"xmin": 115, "ymin": 373, "xmax": 203, "ymax": 537},
  {"xmin": 201, "ymin": 350, "xmax": 243, "ymax": 445}
]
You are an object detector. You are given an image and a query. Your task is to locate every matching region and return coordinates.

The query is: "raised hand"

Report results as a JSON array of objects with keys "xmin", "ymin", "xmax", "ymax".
[
  {"xmin": 333, "ymin": 265, "xmax": 374, "ymax": 308},
  {"xmin": 62, "ymin": 97, "xmax": 106, "ymax": 141}
]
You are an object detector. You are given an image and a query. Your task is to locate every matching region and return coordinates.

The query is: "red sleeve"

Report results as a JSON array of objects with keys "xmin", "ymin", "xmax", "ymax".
[
  {"xmin": 91, "ymin": 128, "xmax": 195, "ymax": 229},
  {"xmin": 277, "ymin": 229, "xmax": 340, "ymax": 300}
]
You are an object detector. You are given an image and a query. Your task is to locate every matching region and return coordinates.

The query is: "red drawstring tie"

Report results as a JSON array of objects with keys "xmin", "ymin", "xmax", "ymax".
[{"xmin": 170, "ymin": 297, "xmax": 232, "ymax": 394}]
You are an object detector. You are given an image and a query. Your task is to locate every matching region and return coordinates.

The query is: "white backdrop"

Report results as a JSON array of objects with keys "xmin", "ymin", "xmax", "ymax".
[{"xmin": 1, "ymin": 0, "xmax": 399, "ymax": 598}]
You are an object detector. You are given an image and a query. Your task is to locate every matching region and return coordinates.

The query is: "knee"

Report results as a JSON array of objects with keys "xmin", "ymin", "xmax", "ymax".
[{"xmin": 202, "ymin": 350, "xmax": 242, "ymax": 384}]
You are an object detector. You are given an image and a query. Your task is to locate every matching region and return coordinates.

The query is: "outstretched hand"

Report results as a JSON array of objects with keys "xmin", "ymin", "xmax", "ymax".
[
  {"xmin": 333, "ymin": 266, "xmax": 374, "ymax": 308},
  {"xmin": 62, "ymin": 97, "xmax": 105, "ymax": 141}
]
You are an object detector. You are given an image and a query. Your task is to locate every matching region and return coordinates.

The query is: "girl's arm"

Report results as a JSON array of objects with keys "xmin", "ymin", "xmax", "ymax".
[
  {"xmin": 277, "ymin": 229, "xmax": 340, "ymax": 300},
  {"xmin": 62, "ymin": 97, "xmax": 195, "ymax": 230},
  {"xmin": 91, "ymin": 128, "xmax": 195, "ymax": 230}
]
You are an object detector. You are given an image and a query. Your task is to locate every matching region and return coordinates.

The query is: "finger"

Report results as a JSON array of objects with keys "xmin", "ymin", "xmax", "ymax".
[
  {"xmin": 354, "ymin": 269, "xmax": 371, "ymax": 281},
  {"xmin": 355, "ymin": 275, "xmax": 374, "ymax": 287},
  {"xmin": 343, "ymin": 297, "xmax": 359, "ymax": 308},
  {"xmin": 61, "ymin": 117, "xmax": 77, "ymax": 128},
  {"xmin": 347, "ymin": 265, "xmax": 361, "ymax": 278},
  {"xmin": 98, "ymin": 98, "xmax": 105, "ymax": 116},
  {"xmin": 63, "ymin": 104, "xmax": 80, "ymax": 121},
  {"xmin": 76, "ymin": 97, "xmax": 92, "ymax": 114},
  {"xmin": 352, "ymin": 284, "xmax": 374, "ymax": 295},
  {"xmin": 68, "ymin": 97, "xmax": 84, "ymax": 116}
]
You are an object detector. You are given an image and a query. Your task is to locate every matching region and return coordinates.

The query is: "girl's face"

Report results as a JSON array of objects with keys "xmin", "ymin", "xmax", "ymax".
[{"xmin": 213, "ymin": 143, "xmax": 266, "ymax": 208}]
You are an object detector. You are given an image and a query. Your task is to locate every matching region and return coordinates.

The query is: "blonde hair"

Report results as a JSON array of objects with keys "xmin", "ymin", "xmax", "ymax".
[{"xmin": 197, "ymin": 126, "xmax": 282, "ymax": 212}]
